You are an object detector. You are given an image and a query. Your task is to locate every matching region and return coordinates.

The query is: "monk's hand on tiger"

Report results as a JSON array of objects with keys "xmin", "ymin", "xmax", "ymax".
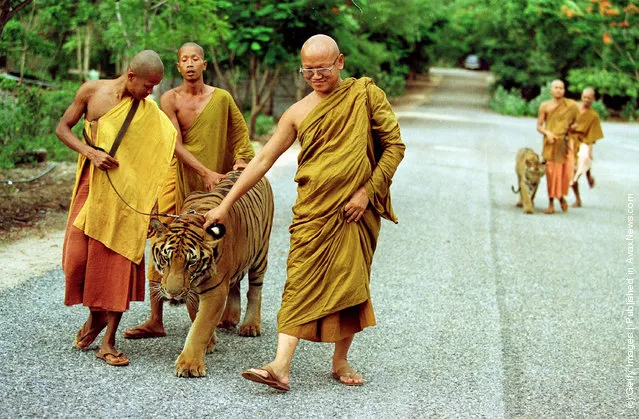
[
  {"xmin": 203, "ymin": 206, "xmax": 227, "ymax": 230},
  {"xmin": 202, "ymin": 170, "xmax": 227, "ymax": 191},
  {"xmin": 88, "ymin": 149, "xmax": 119, "ymax": 171},
  {"xmin": 233, "ymin": 159, "xmax": 247, "ymax": 171},
  {"xmin": 344, "ymin": 187, "xmax": 369, "ymax": 223}
]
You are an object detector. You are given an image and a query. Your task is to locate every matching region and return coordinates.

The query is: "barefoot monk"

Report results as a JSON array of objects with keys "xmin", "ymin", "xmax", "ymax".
[
  {"xmin": 203, "ymin": 34, "xmax": 405, "ymax": 390},
  {"xmin": 537, "ymin": 79, "xmax": 579, "ymax": 214},
  {"xmin": 570, "ymin": 87, "xmax": 604, "ymax": 208}
]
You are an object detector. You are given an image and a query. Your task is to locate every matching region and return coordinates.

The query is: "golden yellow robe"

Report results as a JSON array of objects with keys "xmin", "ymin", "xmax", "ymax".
[
  {"xmin": 541, "ymin": 98, "xmax": 579, "ymax": 164},
  {"xmin": 572, "ymin": 107, "xmax": 603, "ymax": 151},
  {"xmin": 277, "ymin": 77, "xmax": 405, "ymax": 332},
  {"xmin": 71, "ymin": 98, "xmax": 176, "ymax": 264},
  {"xmin": 175, "ymin": 88, "xmax": 254, "ymax": 209}
]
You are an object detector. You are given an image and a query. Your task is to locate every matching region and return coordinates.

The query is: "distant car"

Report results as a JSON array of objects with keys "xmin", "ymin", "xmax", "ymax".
[{"xmin": 463, "ymin": 55, "xmax": 480, "ymax": 70}]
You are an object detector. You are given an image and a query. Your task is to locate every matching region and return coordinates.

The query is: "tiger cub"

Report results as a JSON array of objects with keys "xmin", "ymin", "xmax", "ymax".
[
  {"xmin": 150, "ymin": 170, "xmax": 274, "ymax": 377},
  {"xmin": 511, "ymin": 147, "xmax": 546, "ymax": 214}
]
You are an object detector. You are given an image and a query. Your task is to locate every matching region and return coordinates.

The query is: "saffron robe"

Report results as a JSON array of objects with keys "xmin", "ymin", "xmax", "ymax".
[
  {"xmin": 541, "ymin": 98, "xmax": 578, "ymax": 198},
  {"xmin": 277, "ymin": 77, "xmax": 405, "ymax": 333},
  {"xmin": 175, "ymin": 88, "xmax": 255, "ymax": 210},
  {"xmin": 69, "ymin": 98, "xmax": 176, "ymax": 264},
  {"xmin": 63, "ymin": 167, "xmax": 145, "ymax": 312},
  {"xmin": 541, "ymin": 98, "xmax": 579, "ymax": 164},
  {"xmin": 571, "ymin": 107, "xmax": 603, "ymax": 184}
]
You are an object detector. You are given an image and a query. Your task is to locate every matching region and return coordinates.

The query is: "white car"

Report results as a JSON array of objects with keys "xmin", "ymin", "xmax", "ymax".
[{"xmin": 464, "ymin": 55, "xmax": 480, "ymax": 70}]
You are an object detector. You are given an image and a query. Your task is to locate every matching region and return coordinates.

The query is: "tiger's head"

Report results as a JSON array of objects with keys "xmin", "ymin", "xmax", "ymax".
[
  {"xmin": 149, "ymin": 216, "xmax": 225, "ymax": 303},
  {"xmin": 523, "ymin": 153, "xmax": 546, "ymax": 192}
]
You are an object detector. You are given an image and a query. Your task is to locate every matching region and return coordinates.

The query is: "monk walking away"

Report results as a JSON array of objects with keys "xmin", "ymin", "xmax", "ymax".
[
  {"xmin": 537, "ymin": 79, "xmax": 579, "ymax": 214},
  {"xmin": 55, "ymin": 50, "xmax": 177, "ymax": 366},
  {"xmin": 123, "ymin": 42, "xmax": 254, "ymax": 340},
  {"xmin": 204, "ymin": 34, "xmax": 405, "ymax": 390},
  {"xmin": 570, "ymin": 87, "xmax": 604, "ymax": 208}
]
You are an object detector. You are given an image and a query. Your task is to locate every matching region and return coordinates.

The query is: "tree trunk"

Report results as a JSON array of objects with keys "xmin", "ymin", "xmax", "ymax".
[
  {"xmin": 83, "ymin": 21, "xmax": 92, "ymax": 80},
  {"xmin": 0, "ymin": 0, "xmax": 33, "ymax": 39},
  {"xmin": 76, "ymin": 27, "xmax": 82, "ymax": 82}
]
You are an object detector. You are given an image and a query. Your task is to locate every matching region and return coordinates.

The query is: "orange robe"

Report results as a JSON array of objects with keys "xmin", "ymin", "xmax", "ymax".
[
  {"xmin": 541, "ymin": 98, "xmax": 578, "ymax": 199},
  {"xmin": 278, "ymin": 78, "xmax": 405, "ymax": 342},
  {"xmin": 571, "ymin": 107, "xmax": 603, "ymax": 184},
  {"xmin": 63, "ymin": 98, "xmax": 176, "ymax": 312}
]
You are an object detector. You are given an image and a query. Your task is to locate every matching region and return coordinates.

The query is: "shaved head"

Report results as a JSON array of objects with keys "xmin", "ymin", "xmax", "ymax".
[
  {"xmin": 178, "ymin": 42, "xmax": 205, "ymax": 60},
  {"xmin": 301, "ymin": 34, "xmax": 340, "ymax": 58},
  {"xmin": 129, "ymin": 50, "xmax": 164, "ymax": 78},
  {"xmin": 551, "ymin": 79, "xmax": 565, "ymax": 89},
  {"xmin": 582, "ymin": 87, "xmax": 595, "ymax": 97}
]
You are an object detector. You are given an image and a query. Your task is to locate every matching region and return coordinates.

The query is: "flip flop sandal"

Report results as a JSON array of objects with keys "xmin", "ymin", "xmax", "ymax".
[
  {"xmin": 241, "ymin": 365, "xmax": 290, "ymax": 391},
  {"xmin": 96, "ymin": 350, "xmax": 130, "ymax": 367}
]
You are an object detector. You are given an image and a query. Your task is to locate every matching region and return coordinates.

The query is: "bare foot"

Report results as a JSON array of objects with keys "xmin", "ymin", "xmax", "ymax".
[
  {"xmin": 588, "ymin": 176, "xmax": 595, "ymax": 189},
  {"xmin": 543, "ymin": 207, "xmax": 555, "ymax": 214},
  {"xmin": 331, "ymin": 360, "xmax": 363, "ymax": 386},
  {"xmin": 572, "ymin": 200, "xmax": 582, "ymax": 208},
  {"xmin": 74, "ymin": 315, "xmax": 107, "ymax": 350},
  {"xmin": 559, "ymin": 198, "xmax": 568, "ymax": 212},
  {"xmin": 122, "ymin": 320, "xmax": 166, "ymax": 339}
]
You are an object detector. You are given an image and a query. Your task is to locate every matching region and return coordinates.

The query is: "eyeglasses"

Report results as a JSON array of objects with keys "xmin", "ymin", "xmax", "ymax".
[{"xmin": 299, "ymin": 55, "xmax": 340, "ymax": 78}]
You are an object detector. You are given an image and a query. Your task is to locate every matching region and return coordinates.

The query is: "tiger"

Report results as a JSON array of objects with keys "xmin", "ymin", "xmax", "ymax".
[
  {"xmin": 511, "ymin": 147, "xmax": 546, "ymax": 214},
  {"xmin": 149, "ymin": 170, "xmax": 274, "ymax": 378}
]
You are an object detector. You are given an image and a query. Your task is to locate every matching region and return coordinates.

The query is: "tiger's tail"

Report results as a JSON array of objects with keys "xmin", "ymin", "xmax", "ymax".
[{"xmin": 511, "ymin": 185, "xmax": 520, "ymax": 194}]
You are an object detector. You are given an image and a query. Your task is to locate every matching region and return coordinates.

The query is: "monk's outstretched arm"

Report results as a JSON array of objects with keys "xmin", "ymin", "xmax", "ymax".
[{"xmin": 203, "ymin": 108, "xmax": 297, "ymax": 229}]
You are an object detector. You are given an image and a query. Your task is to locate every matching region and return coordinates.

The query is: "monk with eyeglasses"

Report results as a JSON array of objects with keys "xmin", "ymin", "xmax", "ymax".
[{"xmin": 204, "ymin": 34, "xmax": 405, "ymax": 391}]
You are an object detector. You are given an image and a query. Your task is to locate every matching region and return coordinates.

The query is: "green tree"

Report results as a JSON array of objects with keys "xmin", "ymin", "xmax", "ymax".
[{"xmin": 0, "ymin": 0, "xmax": 32, "ymax": 37}]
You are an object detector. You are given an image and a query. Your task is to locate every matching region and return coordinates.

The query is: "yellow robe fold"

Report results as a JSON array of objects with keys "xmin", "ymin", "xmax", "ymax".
[
  {"xmin": 572, "ymin": 107, "xmax": 603, "ymax": 150},
  {"xmin": 175, "ymin": 88, "xmax": 254, "ymax": 209},
  {"xmin": 542, "ymin": 98, "xmax": 579, "ymax": 164},
  {"xmin": 277, "ymin": 77, "xmax": 405, "ymax": 331},
  {"xmin": 71, "ymin": 98, "xmax": 176, "ymax": 264}
]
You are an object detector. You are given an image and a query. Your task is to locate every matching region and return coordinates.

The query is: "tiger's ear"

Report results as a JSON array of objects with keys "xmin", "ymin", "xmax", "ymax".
[
  {"xmin": 205, "ymin": 223, "xmax": 226, "ymax": 240},
  {"xmin": 150, "ymin": 218, "xmax": 168, "ymax": 239}
]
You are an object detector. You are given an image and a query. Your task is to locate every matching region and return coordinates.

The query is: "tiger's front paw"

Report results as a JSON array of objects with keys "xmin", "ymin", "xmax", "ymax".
[
  {"xmin": 239, "ymin": 323, "xmax": 261, "ymax": 337},
  {"xmin": 175, "ymin": 353, "xmax": 206, "ymax": 378}
]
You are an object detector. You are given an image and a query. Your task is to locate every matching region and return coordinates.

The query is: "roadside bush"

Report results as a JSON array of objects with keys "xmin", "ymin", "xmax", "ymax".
[
  {"xmin": 526, "ymin": 83, "xmax": 552, "ymax": 117},
  {"xmin": 244, "ymin": 112, "xmax": 275, "ymax": 138},
  {"xmin": 591, "ymin": 100, "xmax": 609, "ymax": 121},
  {"xmin": 373, "ymin": 71, "xmax": 407, "ymax": 99},
  {"xmin": 489, "ymin": 85, "xmax": 527, "ymax": 116},
  {"xmin": 0, "ymin": 80, "xmax": 80, "ymax": 168},
  {"xmin": 567, "ymin": 68, "xmax": 638, "ymax": 100}
]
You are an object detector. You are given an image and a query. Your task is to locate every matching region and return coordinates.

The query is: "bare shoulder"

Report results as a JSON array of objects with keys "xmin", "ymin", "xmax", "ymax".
[
  {"xmin": 286, "ymin": 92, "xmax": 320, "ymax": 128},
  {"xmin": 160, "ymin": 88, "xmax": 178, "ymax": 109}
]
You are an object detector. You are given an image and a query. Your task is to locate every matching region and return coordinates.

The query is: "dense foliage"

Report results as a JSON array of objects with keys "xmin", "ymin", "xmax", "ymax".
[
  {"xmin": 437, "ymin": 0, "xmax": 638, "ymax": 118},
  {"xmin": 0, "ymin": 0, "xmax": 637, "ymax": 167},
  {"xmin": 0, "ymin": 0, "xmax": 443, "ymax": 167}
]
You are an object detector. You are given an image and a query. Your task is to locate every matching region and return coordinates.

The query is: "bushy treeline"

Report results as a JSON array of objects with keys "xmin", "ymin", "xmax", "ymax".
[
  {"xmin": 0, "ymin": 0, "xmax": 443, "ymax": 167},
  {"xmin": 435, "ymin": 0, "xmax": 639, "ymax": 120}
]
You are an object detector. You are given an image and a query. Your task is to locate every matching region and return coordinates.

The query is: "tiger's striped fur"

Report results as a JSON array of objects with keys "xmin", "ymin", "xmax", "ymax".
[{"xmin": 150, "ymin": 170, "xmax": 274, "ymax": 377}]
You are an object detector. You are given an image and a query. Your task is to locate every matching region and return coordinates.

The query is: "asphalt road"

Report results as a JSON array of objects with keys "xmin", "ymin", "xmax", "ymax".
[{"xmin": 1, "ymin": 68, "xmax": 637, "ymax": 418}]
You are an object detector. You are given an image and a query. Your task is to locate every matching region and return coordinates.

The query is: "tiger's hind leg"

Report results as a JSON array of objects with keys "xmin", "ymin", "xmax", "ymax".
[
  {"xmin": 218, "ymin": 279, "xmax": 241, "ymax": 331},
  {"xmin": 239, "ymin": 269, "xmax": 264, "ymax": 337}
]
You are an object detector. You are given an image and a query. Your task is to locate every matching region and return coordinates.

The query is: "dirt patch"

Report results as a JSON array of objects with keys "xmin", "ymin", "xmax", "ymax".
[{"xmin": 0, "ymin": 161, "xmax": 76, "ymax": 246}]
